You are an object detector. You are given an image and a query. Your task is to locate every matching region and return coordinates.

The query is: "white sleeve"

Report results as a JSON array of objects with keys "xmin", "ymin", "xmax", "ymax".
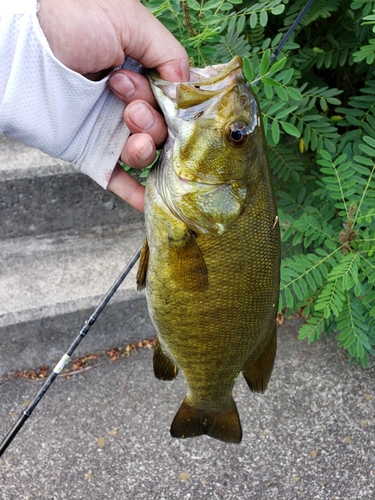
[{"xmin": 0, "ymin": 0, "xmax": 140, "ymax": 188}]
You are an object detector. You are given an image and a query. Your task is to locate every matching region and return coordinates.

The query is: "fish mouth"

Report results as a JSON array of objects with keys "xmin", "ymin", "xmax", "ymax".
[{"xmin": 149, "ymin": 56, "xmax": 243, "ymax": 109}]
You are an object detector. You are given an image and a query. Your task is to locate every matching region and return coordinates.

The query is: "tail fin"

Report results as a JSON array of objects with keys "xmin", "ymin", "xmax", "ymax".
[{"xmin": 170, "ymin": 398, "xmax": 242, "ymax": 444}]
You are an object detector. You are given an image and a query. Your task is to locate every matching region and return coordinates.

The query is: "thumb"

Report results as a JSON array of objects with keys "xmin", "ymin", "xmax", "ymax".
[{"xmin": 115, "ymin": 0, "xmax": 190, "ymax": 82}]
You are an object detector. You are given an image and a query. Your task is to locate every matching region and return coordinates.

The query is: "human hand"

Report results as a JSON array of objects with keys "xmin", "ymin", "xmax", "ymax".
[
  {"xmin": 107, "ymin": 67, "xmax": 170, "ymax": 212},
  {"xmin": 37, "ymin": 0, "xmax": 190, "ymax": 211}
]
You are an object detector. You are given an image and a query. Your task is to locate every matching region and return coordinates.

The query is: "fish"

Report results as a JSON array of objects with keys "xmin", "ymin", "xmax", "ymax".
[{"xmin": 136, "ymin": 56, "xmax": 280, "ymax": 444}]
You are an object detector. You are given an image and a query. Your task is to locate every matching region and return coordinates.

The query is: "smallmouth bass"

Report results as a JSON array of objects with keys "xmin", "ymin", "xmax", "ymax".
[{"xmin": 137, "ymin": 56, "xmax": 280, "ymax": 443}]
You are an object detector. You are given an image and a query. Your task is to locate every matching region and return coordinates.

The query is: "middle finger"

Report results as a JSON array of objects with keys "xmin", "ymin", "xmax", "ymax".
[{"xmin": 124, "ymin": 100, "xmax": 167, "ymax": 147}]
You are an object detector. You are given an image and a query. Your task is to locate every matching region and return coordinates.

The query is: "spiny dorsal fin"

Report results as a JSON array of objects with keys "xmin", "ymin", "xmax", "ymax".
[
  {"xmin": 136, "ymin": 239, "xmax": 149, "ymax": 291},
  {"xmin": 242, "ymin": 324, "xmax": 277, "ymax": 394},
  {"xmin": 168, "ymin": 230, "xmax": 208, "ymax": 291},
  {"xmin": 153, "ymin": 338, "xmax": 178, "ymax": 381},
  {"xmin": 170, "ymin": 398, "xmax": 242, "ymax": 444}
]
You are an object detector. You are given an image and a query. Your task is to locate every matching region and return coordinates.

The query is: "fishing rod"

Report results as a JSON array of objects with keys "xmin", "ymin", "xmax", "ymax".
[
  {"xmin": 252, "ymin": 0, "xmax": 315, "ymax": 85},
  {"xmin": 0, "ymin": 245, "xmax": 142, "ymax": 457},
  {"xmin": 270, "ymin": 0, "xmax": 314, "ymax": 64},
  {"xmin": 0, "ymin": 0, "xmax": 314, "ymax": 457}
]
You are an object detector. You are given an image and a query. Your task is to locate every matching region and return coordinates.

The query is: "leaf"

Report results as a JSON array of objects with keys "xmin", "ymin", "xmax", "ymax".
[
  {"xmin": 293, "ymin": 281, "xmax": 304, "ymax": 301},
  {"xmin": 363, "ymin": 135, "xmax": 375, "ymax": 148},
  {"xmin": 272, "ymin": 119, "xmax": 280, "ymax": 144},
  {"xmin": 202, "ymin": 0, "xmax": 222, "ymax": 10},
  {"xmin": 262, "ymin": 77, "xmax": 282, "ymax": 87},
  {"xmin": 275, "ymin": 105, "xmax": 299, "ymax": 120},
  {"xmin": 320, "ymin": 149, "xmax": 331, "ymax": 161},
  {"xmin": 264, "ymin": 82, "xmax": 273, "ymax": 99},
  {"xmin": 359, "ymin": 144, "xmax": 375, "ymax": 157},
  {"xmin": 267, "ymin": 100, "xmax": 286, "ymax": 115},
  {"xmin": 362, "ymin": 290, "xmax": 375, "ymax": 305},
  {"xmin": 186, "ymin": 0, "xmax": 201, "ymax": 10},
  {"xmin": 260, "ymin": 49, "xmax": 271, "ymax": 76},
  {"xmin": 237, "ymin": 15, "xmax": 245, "ymax": 33},
  {"xmin": 249, "ymin": 12, "xmax": 257, "ymax": 29},
  {"xmin": 285, "ymin": 287, "xmax": 294, "ymax": 309},
  {"xmin": 200, "ymin": 15, "xmax": 226, "ymax": 25},
  {"xmin": 281, "ymin": 122, "xmax": 301, "ymax": 138},
  {"xmin": 298, "ymin": 313, "xmax": 325, "ymax": 343},
  {"xmin": 275, "ymin": 86, "xmax": 288, "ymax": 101},
  {"xmin": 270, "ymin": 56, "xmax": 287, "ymax": 74},
  {"xmin": 356, "ymin": 341, "xmax": 365, "ymax": 359},
  {"xmin": 286, "ymin": 87, "xmax": 303, "ymax": 100},
  {"xmin": 260, "ymin": 10, "xmax": 268, "ymax": 28},
  {"xmin": 271, "ymin": 4, "xmax": 285, "ymax": 15},
  {"xmin": 242, "ymin": 57, "xmax": 254, "ymax": 83}
]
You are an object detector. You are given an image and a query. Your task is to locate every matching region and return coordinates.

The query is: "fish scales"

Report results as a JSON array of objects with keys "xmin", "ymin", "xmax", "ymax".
[{"xmin": 137, "ymin": 56, "xmax": 280, "ymax": 443}]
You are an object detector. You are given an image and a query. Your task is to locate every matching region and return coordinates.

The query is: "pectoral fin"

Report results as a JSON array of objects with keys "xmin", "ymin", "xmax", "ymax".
[
  {"xmin": 242, "ymin": 325, "xmax": 277, "ymax": 394},
  {"xmin": 136, "ymin": 239, "xmax": 149, "ymax": 291},
  {"xmin": 153, "ymin": 338, "xmax": 178, "ymax": 380},
  {"xmin": 168, "ymin": 230, "xmax": 208, "ymax": 291}
]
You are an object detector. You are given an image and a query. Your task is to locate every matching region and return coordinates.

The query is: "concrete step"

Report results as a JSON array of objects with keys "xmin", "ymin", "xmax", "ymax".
[
  {"xmin": 0, "ymin": 134, "xmax": 144, "ymax": 239},
  {"xmin": 0, "ymin": 225, "xmax": 148, "ymax": 377},
  {"xmin": 0, "ymin": 135, "xmax": 149, "ymax": 376},
  {"xmin": 0, "ymin": 225, "xmax": 145, "ymax": 328}
]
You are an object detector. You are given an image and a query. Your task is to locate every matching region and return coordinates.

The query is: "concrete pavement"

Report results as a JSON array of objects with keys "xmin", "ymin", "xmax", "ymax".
[{"xmin": 0, "ymin": 316, "xmax": 374, "ymax": 499}]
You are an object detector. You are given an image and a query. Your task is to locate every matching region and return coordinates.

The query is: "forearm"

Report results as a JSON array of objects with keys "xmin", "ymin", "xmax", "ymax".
[{"xmin": 0, "ymin": 0, "xmax": 131, "ymax": 188}]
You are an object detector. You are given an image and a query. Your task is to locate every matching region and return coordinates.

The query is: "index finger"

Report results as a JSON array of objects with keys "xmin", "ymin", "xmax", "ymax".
[{"xmin": 117, "ymin": 1, "xmax": 190, "ymax": 82}]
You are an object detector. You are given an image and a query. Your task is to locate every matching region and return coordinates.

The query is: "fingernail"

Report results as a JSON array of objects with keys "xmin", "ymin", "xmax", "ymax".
[
  {"xmin": 109, "ymin": 73, "xmax": 134, "ymax": 99},
  {"xmin": 137, "ymin": 141, "xmax": 154, "ymax": 162},
  {"xmin": 129, "ymin": 103, "xmax": 155, "ymax": 130}
]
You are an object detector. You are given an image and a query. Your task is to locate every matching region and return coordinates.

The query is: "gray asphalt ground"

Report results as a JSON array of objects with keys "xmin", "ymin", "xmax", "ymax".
[{"xmin": 0, "ymin": 313, "xmax": 374, "ymax": 500}]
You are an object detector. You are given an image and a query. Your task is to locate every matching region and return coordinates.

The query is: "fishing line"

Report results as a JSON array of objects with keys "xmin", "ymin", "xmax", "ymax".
[{"xmin": 0, "ymin": 0, "xmax": 314, "ymax": 457}]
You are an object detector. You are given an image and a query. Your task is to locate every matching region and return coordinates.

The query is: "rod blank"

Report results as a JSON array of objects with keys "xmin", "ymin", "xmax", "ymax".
[{"xmin": 0, "ymin": 245, "xmax": 142, "ymax": 457}]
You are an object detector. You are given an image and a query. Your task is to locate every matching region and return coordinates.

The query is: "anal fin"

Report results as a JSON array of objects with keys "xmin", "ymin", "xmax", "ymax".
[
  {"xmin": 170, "ymin": 398, "xmax": 242, "ymax": 444},
  {"xmin": 242, "ymin": 324, "xmax": 277, "ymax": 394},
  {"xmin": 153, "ymin": 338, "xmax": 178, "ymax": 380}
]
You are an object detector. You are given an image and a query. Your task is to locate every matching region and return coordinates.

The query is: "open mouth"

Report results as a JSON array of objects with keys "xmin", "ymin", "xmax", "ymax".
[{"xmin": 149, "ymin": 57, "xmax": 243, "ymax": 109}]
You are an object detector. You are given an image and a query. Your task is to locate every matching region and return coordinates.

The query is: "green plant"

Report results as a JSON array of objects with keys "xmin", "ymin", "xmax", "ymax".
[{"xmin": 140, "ymin": 0, "xmax": 375, "ymax": 367}]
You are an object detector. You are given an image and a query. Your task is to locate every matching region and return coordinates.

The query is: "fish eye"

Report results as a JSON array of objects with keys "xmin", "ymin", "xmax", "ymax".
[{"xmin": 226, "ymin": 121, "xmax": 249, "ymax": 147}]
